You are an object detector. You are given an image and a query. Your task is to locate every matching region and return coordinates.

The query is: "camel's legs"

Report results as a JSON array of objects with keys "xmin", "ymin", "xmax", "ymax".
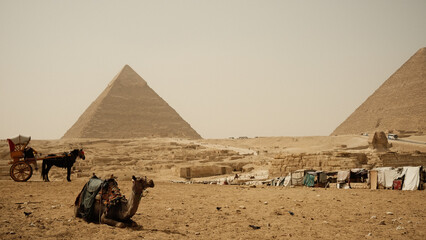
[{"xmin": 100, "ymin": 214, "xmax": 125, "ymax": 228}]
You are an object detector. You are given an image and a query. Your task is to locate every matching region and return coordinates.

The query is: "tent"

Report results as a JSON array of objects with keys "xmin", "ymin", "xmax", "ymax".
[
  {"xmin": 372, "ymin": 167, "xmax": 393, "ymax": 188},
  {"xmin": 401, "ymin": 166, "xmax": 421, "ymax": 191},
  {"xmin": 303, "ymin": 173, "xmax": 315, "ymax": 187},
  {"xmin": 291, "ymin": 169, "xmax": 316, "ymax": 186},
  {"xmin": 302, "ymin": 171, "xmax": 327, "ymax": 187},
  {"xmin": 291, "ymin": 171, "xmax": 304, "ymax": 186},
  {"xmin": 372, "ymin": 166, "xmax": 422, "ymax": 190}
]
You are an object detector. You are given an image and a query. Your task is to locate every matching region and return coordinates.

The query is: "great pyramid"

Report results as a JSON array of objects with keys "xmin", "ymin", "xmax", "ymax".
[
  {"xmin": 332, "ymin": 47, "xmax": 426, "ymax": 135},
  {"xmin": 62, "ymin": 65, "xmax": 202, "ymax": 139}
]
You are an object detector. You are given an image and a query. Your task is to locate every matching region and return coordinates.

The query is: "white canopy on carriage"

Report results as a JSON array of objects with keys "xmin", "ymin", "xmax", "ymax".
[{"xmin": 9, "ymin": 135, "xmax": 31, "ymax": 145}]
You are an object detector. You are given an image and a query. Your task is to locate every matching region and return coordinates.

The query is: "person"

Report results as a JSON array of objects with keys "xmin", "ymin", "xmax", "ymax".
[{"xmin": 24, "ymin": 147, "xmax": 38, "ymax": 170}]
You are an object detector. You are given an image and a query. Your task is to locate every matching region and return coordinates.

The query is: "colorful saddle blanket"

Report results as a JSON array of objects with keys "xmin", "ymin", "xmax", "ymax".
[
  {"xmin": 101, "ymin": 178, "xmax": 125, "ymax": 210},
  {"xmin": 77, "ymin": 175, "xmax": 125, "ymax": 221}
]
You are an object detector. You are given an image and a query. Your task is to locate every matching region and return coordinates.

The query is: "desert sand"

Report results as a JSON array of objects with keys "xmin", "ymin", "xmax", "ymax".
[
  {"xmin": 1, "ymin": 135, "xmax": 426, "ymax": 239},
  {"xmin": 0, "ymin": 179, "xmax": 425, "ymax": 240}
]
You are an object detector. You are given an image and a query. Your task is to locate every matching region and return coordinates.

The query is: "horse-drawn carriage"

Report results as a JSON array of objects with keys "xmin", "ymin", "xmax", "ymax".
[{"xmin": 7, "ymin": 135, "xmax": 85, "ymax": 182}]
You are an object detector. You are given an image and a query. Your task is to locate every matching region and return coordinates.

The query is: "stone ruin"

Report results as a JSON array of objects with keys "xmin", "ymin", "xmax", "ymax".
[{"xmin": 368, "ymin": 131, "xmax": 391, "ymax": 150}]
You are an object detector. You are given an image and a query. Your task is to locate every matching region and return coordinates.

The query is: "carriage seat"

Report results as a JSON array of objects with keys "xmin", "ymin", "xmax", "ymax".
[{"xmin": 7, "ymin": 139, "xmax": 24, "ymax": 161}]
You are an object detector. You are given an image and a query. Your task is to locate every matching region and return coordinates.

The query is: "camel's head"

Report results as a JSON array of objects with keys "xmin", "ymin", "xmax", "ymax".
[{"xmin": 132, "ymin": 175, "xmax": 154, "ymax": 194}]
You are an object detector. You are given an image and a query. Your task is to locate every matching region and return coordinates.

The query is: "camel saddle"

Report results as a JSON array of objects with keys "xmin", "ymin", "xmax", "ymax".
[{"xmin": 77, "ymin": 175, "xmax": 125, "ymax": 221}]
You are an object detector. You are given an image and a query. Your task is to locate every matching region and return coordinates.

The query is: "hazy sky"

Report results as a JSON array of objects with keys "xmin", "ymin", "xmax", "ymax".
[{"xmin": 1, "ymin": 0, "xmax": 425, "ymax": 139}]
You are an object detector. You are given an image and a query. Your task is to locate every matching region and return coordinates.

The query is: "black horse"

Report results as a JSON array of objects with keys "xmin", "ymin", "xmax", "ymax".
[{"xmin": 41, "ymin": 149, "xmax": 85, "ymax": 182}]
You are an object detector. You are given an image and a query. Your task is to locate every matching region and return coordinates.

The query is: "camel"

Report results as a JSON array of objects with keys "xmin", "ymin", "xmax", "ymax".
[{"xmin": 74, "ymin": 175, "xmax": 154, "ymax": 228}]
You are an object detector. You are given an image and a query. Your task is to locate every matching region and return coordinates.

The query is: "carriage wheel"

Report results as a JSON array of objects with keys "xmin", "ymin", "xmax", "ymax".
[{"xmin": 10, "ymin": 162, "xmax": 33, "ymax": 182}]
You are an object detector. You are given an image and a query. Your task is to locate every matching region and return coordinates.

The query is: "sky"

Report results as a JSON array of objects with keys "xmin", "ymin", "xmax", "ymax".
[{"xmin": 0, "ymin": 0, "xmax": 425, "ymax": 139}]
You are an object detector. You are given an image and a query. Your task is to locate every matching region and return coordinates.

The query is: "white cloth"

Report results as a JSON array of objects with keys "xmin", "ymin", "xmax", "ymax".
[
  {"xmin": 337, "ymin": 171, "xmax": 349, "ymax": 182},
  {"xmin": 278, "ymin": 177, "xmax": 286, "ymax": 186},
  {"xmin": 291, "ymin": 172, "xmax": 304, "ymax": 186},
  {"xmin": 373, "ymin": 167, "xmax": 392, "ymax": 187},
  {"xmin": 402, "ymin": 167, "xmax": 421, "ymax": 191},
  {"xmin": 383, "ymin": 169, "xmax": 400, "ymax": 188},
  {"xmin": 283, "ymin": 174, "xmax": 291, "ymax": 187}
]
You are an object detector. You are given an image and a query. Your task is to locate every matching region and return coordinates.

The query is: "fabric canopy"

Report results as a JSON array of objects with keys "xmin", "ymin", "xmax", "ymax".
[
  {"xmin": 402, "ymin": 167, "xmax": 421, "ymax": 191},
  {"xmin": 337, "ymin": 171, "xmax": 350, "ymax": 182},
  {"xmin": 303, "ymin": 174, "xmax": 315, "ymax": 187},
  {"xmin": 373, "ymin": 167, "xmax": 393, "ymax": 187},
  {"xmin": 383, "ymin": 169, "xmax": 404, "ymax": 188},
  {"xmin": 9, "ymin": 135, "xmax": 31, "ymax": 145},
  {"xmin": 283, "ymin": 174, "xmax": 291, "ymax": 187}
]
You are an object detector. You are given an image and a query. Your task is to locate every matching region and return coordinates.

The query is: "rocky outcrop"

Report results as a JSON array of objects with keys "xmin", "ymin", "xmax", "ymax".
[
  {"xmin": 269, "ymin": 152, "xmax": 368, "ymax": 177},
  {"xmin": 269, "ymin": 151, "xmax": 426, "ymax": 177},
  {"xmin": 368, "ymin": 131, "xmax": 390, "ymax": 150}
]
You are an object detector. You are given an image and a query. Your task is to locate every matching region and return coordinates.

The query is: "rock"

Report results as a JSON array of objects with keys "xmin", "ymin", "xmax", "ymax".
[
  {"xmin": 370, "ymin": 216, "xmax": 377, "ymax": 219},
  {"xmin": 274, "ymin": 210, "xmax": 283, "ymax": 215},
  {"xmin": 239, "ymin": 205, "xmax": 246, "ymax": 209},
  {"xmin": 368, "ymin": 132, "xmax": 390, "ymax": 150},
  {"xmin": 396, "ymin": 226, "xmax": 405, "ymax": 230},
  {"xmin": 249, "ymin": 225, "xmax": 261, "ymax": 230},
  {"xmin": 195, "ymin": 232, "xmax": 200, "ymax": 235},
  {"xmin": 166, "ymin": 207, "xmax": 173, "ymax": 211},
  {"xmin": 288, "ymin": 211, "xmax": 294, "ymax": 216},
  {"xmin": 379, "ymin": 220, "xmax": 386, "ymax": 225},
  {"xmin": 366, "ymin": 233, "xmax": 372, "ymax": 237},
  {"xmin": 386, "ymin": 212, "xmax": 394, "ymax": 215},
  {"xmin": 264, "ymin": 202, "xmax": 268, "ymax": 205}
]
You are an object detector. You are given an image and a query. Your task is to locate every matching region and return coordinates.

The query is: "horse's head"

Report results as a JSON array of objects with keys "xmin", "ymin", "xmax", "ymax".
[
  {"xmin": 132, "ymin": 175, "xmax": 154, "ymax": 194},
  {"xmin": 74, "ymin": 149, "xmax": 85, "ymax": 160}
]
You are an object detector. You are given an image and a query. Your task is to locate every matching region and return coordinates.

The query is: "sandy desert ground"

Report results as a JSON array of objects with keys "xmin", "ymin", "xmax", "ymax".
[
  {"xmin": 1, "ymin": 135, "xmax": 425, "ymax": 239},
  {"xmin": 0, "ymin": 179, "xmax": 425, "ymax": 240}
]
